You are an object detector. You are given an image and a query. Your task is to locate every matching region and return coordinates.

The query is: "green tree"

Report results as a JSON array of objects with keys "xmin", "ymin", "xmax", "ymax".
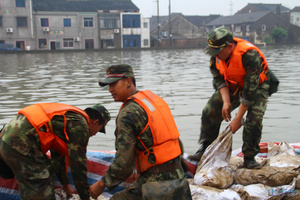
[{"xmin": 271, "ymin": 28, "xmax": 288, "ymax": 43}]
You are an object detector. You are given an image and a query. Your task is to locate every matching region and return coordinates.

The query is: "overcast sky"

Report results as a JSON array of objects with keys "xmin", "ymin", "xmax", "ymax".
[{"xmin": 131, "ymin": 0, "xmax": 298, "ymax": 17}]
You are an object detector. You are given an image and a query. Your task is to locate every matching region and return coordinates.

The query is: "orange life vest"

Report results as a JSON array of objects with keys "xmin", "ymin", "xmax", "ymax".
[
  {"xmin": 215, "ymin": 37, "xmax": 268, "ymax": 91},
  {"xmin": 123, "ymin": 90, "xmax": 182, "ymax": 173},
  {"xmin": 18, "ymin": 103, "xmax": 90, "ymax": 156}
]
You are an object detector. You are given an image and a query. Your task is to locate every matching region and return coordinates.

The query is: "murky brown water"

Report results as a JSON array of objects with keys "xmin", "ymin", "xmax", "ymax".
[{"xmin": 0, "ymin": 46, "xmax": 300, "ymax": 154}]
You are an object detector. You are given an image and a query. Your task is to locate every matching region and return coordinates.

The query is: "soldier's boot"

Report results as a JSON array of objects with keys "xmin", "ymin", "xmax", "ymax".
[
  {"xmin": 244, "ymin": 157, "xmax": 261, "ymax": 169},
  {"xmin": 187, "ymin": 143, "xmax": 207, "ymax": 162}
]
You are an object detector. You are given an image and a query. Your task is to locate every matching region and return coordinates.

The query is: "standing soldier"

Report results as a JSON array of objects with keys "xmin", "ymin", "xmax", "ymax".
[
  {"xmin": 188, "ymin": 27, "xmax": 278, "ymax": 169},
  {"xmin": 0, "ymin": 103, "xmax": 110, "ymax": 200},
  {"xmin": 89, "ymin": 64, "xmax": 192, "ymax": 200}
]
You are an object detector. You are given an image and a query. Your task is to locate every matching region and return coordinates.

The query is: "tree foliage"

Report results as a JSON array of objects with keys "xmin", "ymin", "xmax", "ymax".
[{"xmin": 271, "ymin": 28, "xmax": 288, "ymax": 43}]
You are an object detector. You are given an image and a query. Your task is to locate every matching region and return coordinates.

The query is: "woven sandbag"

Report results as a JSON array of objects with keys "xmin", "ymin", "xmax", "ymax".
[
  {"xmin": 234, "ymin": 166, "xmax": 300, "ymax": 187},
  {"xmin": 194, "ymin": 167, "xmax": 234, "ymax": 189},
  {"xmin": 189, "ymin": 185, "xmax": 242, "ymax": 200},
  {"xmin": 194, "ymin": 127, "xmax": 234, "ymax": 189}
]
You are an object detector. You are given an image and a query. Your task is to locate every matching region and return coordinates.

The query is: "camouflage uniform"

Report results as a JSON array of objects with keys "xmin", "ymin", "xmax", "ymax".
[
  {"xmin": 0, "ymin": 112, "xmax": 90, "ymax": 200},
  {"xmin": 101, "ymin": 96, "xmax": 191, "ymax": 200},
  {"xmin": 199, "ymin": 27, "xmax": 271, "ymax": 159}
]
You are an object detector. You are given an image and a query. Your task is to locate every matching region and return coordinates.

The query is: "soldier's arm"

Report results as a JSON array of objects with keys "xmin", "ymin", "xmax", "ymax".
[
  {"xmin": 241, "ymin": 49, "xmax": 262, "ymax": 106},
  {"xmin": 101, "ymin": 102, "xmax": 142, "ymax": 191},
  {"xmin": 67, "ymin": 114, "xmax": 90, "ymax": 200}
]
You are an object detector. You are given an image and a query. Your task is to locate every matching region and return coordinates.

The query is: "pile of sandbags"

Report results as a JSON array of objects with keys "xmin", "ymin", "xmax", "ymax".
[
  {"xmin": 189, "ymin": 127, "xmax": 300, "ymax": 200},
  {"xmin": 55, "ymin": 188, "xmax": 109, "ymax": 200}
]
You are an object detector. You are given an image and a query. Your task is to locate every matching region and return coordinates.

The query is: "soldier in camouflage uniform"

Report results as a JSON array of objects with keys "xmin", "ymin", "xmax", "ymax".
[
  {"xmin": 188, "ymin": 27, "xmax": 278, "ymax": 169},
  {"xmin": 89, "ymin": 65, "xmax": 192, "ymax": 200},
  {"xmin": 0, "ymin": 103, "xmax": 110, "ymax": 200}
]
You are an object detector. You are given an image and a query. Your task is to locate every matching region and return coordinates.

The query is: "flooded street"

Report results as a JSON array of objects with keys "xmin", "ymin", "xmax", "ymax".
[{"xmin": 0, "ymin": 46, "xmax": 300, "ymax": 154}]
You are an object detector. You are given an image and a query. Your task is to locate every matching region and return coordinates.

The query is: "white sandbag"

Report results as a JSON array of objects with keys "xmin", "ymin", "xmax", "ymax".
[
  {"xmin": 230, "ymin": 178, "xmax": 297, "ymax": 200},
  {"xmin": 295, "ymin": 174, "xmax": 300, "ymax": 189},
  {"xmin": 55, "ymin": 188, "xmax": 109, "ymax": 200},
  {"xmin": 228, "ymin": 155, "xmax": 243, "ymax": 171},
  {"xmin": 234, "ymin": 166, "xmax": 300, "ymax": 187},
  {"xmin": 196, "ymin": 127, "xmax": 232, "ymax": 171},
  {"xmin": 268, "ymin": 142, "xmax": 297, "ymax": 158},
  {"xmin": 189, "ymin": 184, "xmax": 241, "ymax": 200},
  {"xmin": 230, "ymin": 183, "xmax": 271, "ymax": 200},
  {"xmin": 194, "ymin": 127, "xmax": 234, "ymax": 189},
  {"xmin": 267, "ymin": 142, "xmax": 300, "ymax": 168},
  {"xmin": 265, "ymin": 178, "xmax": 297, "ymax": 200},
  {"xmin": 194, "ymin": 167, "xmax": 234, "ymax": 189}
]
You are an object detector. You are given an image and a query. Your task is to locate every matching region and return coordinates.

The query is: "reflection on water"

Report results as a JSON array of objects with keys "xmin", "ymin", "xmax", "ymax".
[{"xmin": 0, "ymin": 46, "xmax": 300, "ymax": 154}]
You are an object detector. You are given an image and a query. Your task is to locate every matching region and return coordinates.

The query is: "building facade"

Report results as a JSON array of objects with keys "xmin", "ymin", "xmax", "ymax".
[
  {"xmin": 0, "ymin": 0, "xmax": 33, "ymax": 49},
  {"xmin": 290, "ymin": 7, "xmax": 300, "ymax": 27},
  {"xmin": 0, "ymin": 0, "xmax": 150, "ymax": 50}
]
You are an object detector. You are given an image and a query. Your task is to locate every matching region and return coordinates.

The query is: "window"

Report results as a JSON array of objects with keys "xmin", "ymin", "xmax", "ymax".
[
  {"xmin": 0, "ymin": 17, "xmax": 2, "ymax": 27},
  {"xmin": 39, "ymin": 39, "xmax": 47, "ymax": 49},
  {"xmin": 100, "ymin": 14, "xmax": 120, "ymax": 29},
  {"xmin": 63, "ymin": 38, "xmax": 74, "ymax": 47},
  {"xmin": 235, "ymin": 26, "xmax": 241, "ymax": 33},
  {"xmin": 143, "ymin": 39, "xmax": 149, "ymax": 46},
  {"xmin": 64, "ymin": 18, "xmax": 71, "ymax": 27},
  {"xmin": 84, "ymin": 18, "xmax": 93, "ymax": 27},
  {"xmin": 16, "ymin": 0, "xmax": 25, "ymax": 7},
  {"xmin": 41, "ymin": 18, "xmax": 49, "ymax": 27},
  {"xmin": 123, "ymin": 15, "xmax": 140, "ymax": 28},
  {"xmin": 246, "ymin": 25, "xmax": 250, "ymax": 32},
  {"xmin": 123, "ymin": 35, "xmax": 141, "ymax": 48},
  {"xmin": 17, "ymin": 17, "xmax": 27, "ymax": 27},
  {"xmin": 262, "ymin": 24, "xmax": 267, "ymax": 31},
  {"xmin": 85, "ymin": 39, "xmax": 94, "ymax": 49},
  {"xmin": 143, "ymin": 22, "xmax": 148, "ymax": 28}
]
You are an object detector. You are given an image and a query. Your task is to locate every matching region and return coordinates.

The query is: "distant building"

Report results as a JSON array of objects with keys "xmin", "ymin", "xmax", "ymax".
[
  {"xmin": 0, "ymin": 0, "xmax": 150, "ymax": 50},
  {"xmin": 235, "ymin": 3, "xmax": 291, "ymax": 22},
  {"xmin": 206, "ymin": 11, "xmax": 293, "ymax": 45},
  {"xmin": 290, "ymin": 6, "xmax": 300, "ymax": 27},
  {"xmin": 150, "ymin": 13, "xmax": 220, "ymax": 47},
  {"xmin": 207, "ymin": 3, "xmax": 300, "ymax": 45},
  {"xmin": 0, "ymin": 0, "xmax": 34, "ymax": 50}
]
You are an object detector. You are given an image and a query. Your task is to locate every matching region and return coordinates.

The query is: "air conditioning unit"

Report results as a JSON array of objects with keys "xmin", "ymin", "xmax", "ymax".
[
  {"xmin": 114, "ymin": 29, "xmax": 119, "ymax": 33},
  {"xmin": 74, "ymin": 37, "xmax": 80, "ymax": 42},
  {"xmin": 6, "ymin": 28, "xmax": 13, "ymax": 33},
  {"xmin": 43, "ymin": 27, "xmax": 50, "ymax": 32}
]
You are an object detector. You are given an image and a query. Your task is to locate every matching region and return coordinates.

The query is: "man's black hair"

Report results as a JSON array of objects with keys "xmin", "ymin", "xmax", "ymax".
[{"xmin": 84, "ymin": 108, "xmax": 104, "ymax": 125}]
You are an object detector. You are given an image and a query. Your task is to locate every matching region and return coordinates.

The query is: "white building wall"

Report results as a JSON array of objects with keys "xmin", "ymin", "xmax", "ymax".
[
  {"xmin": 33, "ymin": 12, "xmax": 99, "ymax": 50},
  {"xmin": 290, "ymin": 12, "xmax": 300, "ymax": 27},
  {"xmin": 141, "ymin": 17, "xmax": 150, "ymax": 48},
  {"xmin": 0, "ymin": 0, "xmax": 33, "ymax": 49}
]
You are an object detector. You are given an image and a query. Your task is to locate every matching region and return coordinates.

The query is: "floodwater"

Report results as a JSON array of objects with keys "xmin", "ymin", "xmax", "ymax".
[{"xmin": 0, "ymin": 46, "xmax": 299, "ymax": 155}]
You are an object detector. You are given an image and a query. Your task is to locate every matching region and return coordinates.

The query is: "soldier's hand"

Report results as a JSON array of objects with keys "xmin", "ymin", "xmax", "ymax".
[
  {"xmin": 89, "ymin": 180, "xmax": 105, "ymax": 199},
  {"xmin": 62, "ymin": 184, "xmax": 75, "ymax": 197},
  {"xmin": 229, "ymin": 118, "xmax": 242, "ymax": 133},
  {"xmin": 222, "ymin": 102, "xmax": 232, "ymax": 122}
]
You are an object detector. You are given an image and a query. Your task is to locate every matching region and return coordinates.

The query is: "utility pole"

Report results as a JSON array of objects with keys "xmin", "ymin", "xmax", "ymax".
[
  {"xmin": 168, "ymin": 0, "xmax": 172, "ymax": 47},
  {"xmin": 230, "ymin": 0, "xmax": 233, "ymax": 15},
  {"xmin": 157, "ymin": 0, "xmax": 160, "ymax": 47}
]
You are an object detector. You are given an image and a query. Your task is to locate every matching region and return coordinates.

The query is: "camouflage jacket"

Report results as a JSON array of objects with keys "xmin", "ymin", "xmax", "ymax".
[
  {"xmin": 1, "ymin": 112, "xmax": 90, "ymax": 200},
  {"xmin": 101, "ymin": 98, "xmax": 149, "ymax": 190}
]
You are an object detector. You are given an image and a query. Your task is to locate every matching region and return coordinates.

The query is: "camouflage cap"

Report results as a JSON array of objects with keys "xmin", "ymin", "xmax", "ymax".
[
  {"xmin": 99, "ymin": 64, "xmax": 135, "ymax": 87},
  {"xmin": 204, "ymin": 27, "xmax": 233, "ymax": 56},
  {"xmin": 88, "ymin": 103, "xmax": 111, "ymax": 133}
]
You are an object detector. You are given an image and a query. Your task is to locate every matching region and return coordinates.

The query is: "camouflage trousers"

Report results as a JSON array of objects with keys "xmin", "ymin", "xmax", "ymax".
[
  {"xmin": 199, "ymin": 83, "xmax": 269, "ymax": 159},
  {"xmin": 110, "ymin": 168, "xmax": 192, "ymax": 200},
  {"xmin": 0, "ymin": 139, "xmax": 58, "ymax": 200}
]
